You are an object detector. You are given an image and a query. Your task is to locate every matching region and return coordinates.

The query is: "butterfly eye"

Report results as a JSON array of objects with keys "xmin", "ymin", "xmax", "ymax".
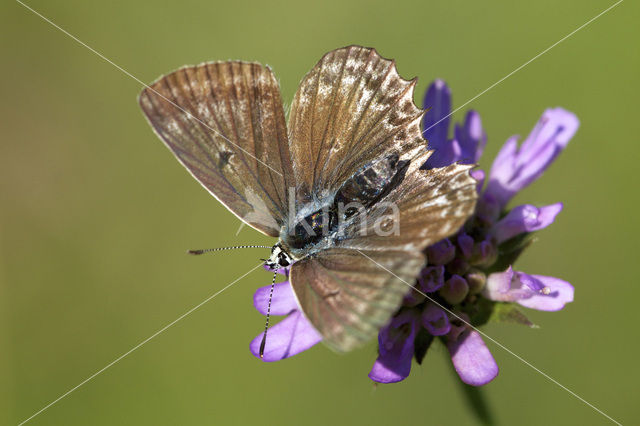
[{"xmin": 277, "ymin": 253, "xmax": 291, "ymax": 267}]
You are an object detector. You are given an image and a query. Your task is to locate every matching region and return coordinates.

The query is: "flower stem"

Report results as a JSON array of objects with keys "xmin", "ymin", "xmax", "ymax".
[{"xmin": 452, "ymin": 364, "xmax": 495, "ymax": 425}]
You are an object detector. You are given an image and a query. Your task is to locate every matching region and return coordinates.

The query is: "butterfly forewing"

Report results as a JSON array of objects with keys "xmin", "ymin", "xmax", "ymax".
[
  {"xmin": 139, "ymin": 62, "xmax": 293, "ymax": 236},
  {"xmin": 288, "ymin": 46, "xmax": 425, "ymax": 201}
]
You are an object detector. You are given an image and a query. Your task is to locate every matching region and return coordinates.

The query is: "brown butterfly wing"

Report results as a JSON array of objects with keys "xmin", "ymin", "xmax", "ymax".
[
  {"xmin": 287, "ymin": 46, "xmax": 478, "ymax": 352},
  {"xmin": 288, "ymin": 45, "xmax": 425, "ymax": 201},
  {"xmin": 139, "ymin": 62, "xmax": 294, "ymax": 236},
  {"xmin": 290, "ymin": 153, "xmax": 478, "ymax": 352},
  {"xmin": 289, "ymin": 248, "xmax": 424, "ymax": 352},
  {"xmin": 340, "ymin": 154, "xmax": 478, "ymax": 253}
]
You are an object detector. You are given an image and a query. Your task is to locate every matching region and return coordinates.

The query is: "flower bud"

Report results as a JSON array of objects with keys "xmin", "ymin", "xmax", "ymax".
[
  {"xmin": 439, "ymin": 275, "xmax": 469, "ymax": 305},
  {"xmin": 470, "ymin": 239, "xmax": 497, "ymax": 266},
  {"xmin": 417, "ymin": 265, "xmax": 445, "ymax": 293},
  {"xmin": 447, "ymin": 256, "xmax": 470, "ymax": 275},
  {"xmin": 457, "ymin": 233, "xmax": 474, "ymax": 259},
  {"xmin": 465, "ymin": 269, "xmax": 487, "ymax": 294},
  {"xmin": 421, "ymin": 303, "xmax": 451, "ymax": 336},
  {"xmin": 425, "ymin": 238, "xmax": 455, "ymax": 265}
]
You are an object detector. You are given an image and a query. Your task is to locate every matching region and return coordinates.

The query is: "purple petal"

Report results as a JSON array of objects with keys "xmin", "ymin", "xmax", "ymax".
[
  {"xmin": 369, "ymin": 311, "xmax": 418, "ymax": 383},
  {"xmin": 489, "ymin": 135, "xmax": 519, "ymax": 178},
  {"xmin": 486, "ymin": 108, "xmax": 579, "ymax": 207},
  {"xmin": 253, "ymin": 281, "xmax": 299, "ymax": 316},
  {"xmin": 457, "ymin": 233, "xmax": 474, "ymax": 259},
  {"xmin": 492, "ymin": 203, "xmax": 563, "ymax": 243},
  {"xmin": 471, "ymin": 169, "xmax": 485, "ymax": 193},
  {"xmin": 422, "ymin": 79, "xmax": 452, "ymax": 150},
  {"xmin": 483, "ymin": 268, "xmax": 574, "ymax": 311},
  {"xmin": 368, "ymin": 357, "xmax": 412, "ymax": 384},
  {"xmin": 483, "ymin": 267, "xmax": 521, "ymax": 302},
  {"xmin": 422, "ymin": 303, "xmax": 451, "ymax": 336},
  {"xmin": 250, "ymin": 311, "xmax": 322, "ymax": 362},
  {"xmin": 425, "ymin": 139, "xmax": 462, "ymax": 168},
  {"xmin": 514, "ymin": 273, "xmax": 574, "ymax": 311},
  {"xmin": 520, "ymin": 108, "xmax": 578, "ymax": 156},
  {"xmin": 448, "ymin": 329, "xmax": 498, "ymax": 386},
  {"xmin": 455, "ymin": 110, "xmax": 487, "ymax": 164},
  {"xmin": 477, "ymin": 191, "xmax": 502, "ymax": 222}
]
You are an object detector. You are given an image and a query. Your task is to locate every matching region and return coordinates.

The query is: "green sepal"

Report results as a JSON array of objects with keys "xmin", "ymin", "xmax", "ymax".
[
  {"xmin": 413, "ymin": 328, "xmax": 435, "ymax": 365},
  {"xmin": 487, "ymin": 232, "xmax": 535, "ymax": 274},
  {"xmin": 465, "ymin": 296, "xmax": 495, "ymax": 327},
  {"xmin": 489, "ymin": 302, "xmax": 537, "ymax": 328}
]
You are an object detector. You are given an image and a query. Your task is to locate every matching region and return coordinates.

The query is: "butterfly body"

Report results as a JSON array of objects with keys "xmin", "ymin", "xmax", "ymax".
[{"xmin": 139, "ymin": 46, "xmax": 478, "ymax": 352}]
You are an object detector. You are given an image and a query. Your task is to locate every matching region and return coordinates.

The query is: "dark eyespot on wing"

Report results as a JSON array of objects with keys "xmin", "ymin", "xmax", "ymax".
[{"xmin": 217, "ymin": 150, "xmax": 233, "ymax": 168}]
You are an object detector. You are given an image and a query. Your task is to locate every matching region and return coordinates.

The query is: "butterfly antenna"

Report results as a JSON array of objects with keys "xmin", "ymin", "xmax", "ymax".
[
  {"xmin": 259, "ymin": 269, "xmax": 278, "ymax": 359},
  {"xmin": 187, "ymin": 245, "xmax": 271, "ymax": 255}
]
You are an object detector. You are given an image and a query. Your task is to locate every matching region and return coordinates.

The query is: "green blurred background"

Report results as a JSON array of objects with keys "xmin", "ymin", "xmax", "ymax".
[{"xmin": 2, "ymin": 0, "xmax": 638, "ymax": 424}]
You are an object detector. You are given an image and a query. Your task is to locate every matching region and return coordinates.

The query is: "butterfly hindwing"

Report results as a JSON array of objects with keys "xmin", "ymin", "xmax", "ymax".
[
  {"xmin": 340, "ymin": 153, "xmax": 478, "ymax": 253},
  {"xmin": 139, "ymin": 62, "xmax": 294, "ymax": 236},
  {"xmin": 289, "ymin": 248, "xmax": 424, "ymax": 352}
]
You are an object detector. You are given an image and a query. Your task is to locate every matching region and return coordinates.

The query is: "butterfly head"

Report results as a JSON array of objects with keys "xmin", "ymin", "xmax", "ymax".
[{"xmin": 265, "ymin": 242, "xmax": 293, "ymax": 270}]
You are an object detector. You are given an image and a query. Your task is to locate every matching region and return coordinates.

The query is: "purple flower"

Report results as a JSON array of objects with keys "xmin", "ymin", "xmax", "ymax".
[
  {"xmin": 366, "ymin": 80, "xmax": 578, "ymax": 386},
  {"xmin": 483, "ymin": 266, "xmax": 574, "ymax": 311},
  {"xmin": 417, "ymin": 265, "xmax": 445, "ymax": 292},
  {"xmin": 249, "ymin": 80, "xmax": 578, "ymax": 390},
  {"xmin": 448, "ymin": 329, "xmax": 499, "ymax": 386},
  {"xmin": 425, "ymin": 239, "xmax": 456, "ymax": 265},
  {"xmin": 422, "ymin": 303, "xmax": 451, "ymax": 336},
  {"xmin": 249, "ymin": 270, "xmax": 321, "ymax": 361},
  {"xmin": 422, "ymin": 80, "xmax": 487, "ymax": 168},
  {"xmin": 368, "ymin": 310, "xmax": 420, "ymax": 383},
  {"xmin": 491, "ymin": 202, "xmax": 563, "ymax": 244},
  {"xmin": 485, "ymin": 108, "xmax": 579, "ymax": 209}
]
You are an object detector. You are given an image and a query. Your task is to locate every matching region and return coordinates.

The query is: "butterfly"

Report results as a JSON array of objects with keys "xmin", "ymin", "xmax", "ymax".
[{"xmin": 138, "ymin": 46, "xmax": 477, "ymax": 353}]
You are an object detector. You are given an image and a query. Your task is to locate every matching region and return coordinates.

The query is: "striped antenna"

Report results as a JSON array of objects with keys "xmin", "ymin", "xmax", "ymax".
[
  {"xmin": 187, "ymin": 245, "xmax": 271, "ymax": 255},
  {"xmin": 259, "ymin": 269, "xmax": 279, "ymax": 359}
]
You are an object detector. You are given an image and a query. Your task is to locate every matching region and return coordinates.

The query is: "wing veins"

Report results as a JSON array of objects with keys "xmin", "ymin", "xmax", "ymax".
[
  {"xmin": 168, "ymin": 71, "xmax": 259, "ymax": 211},
  {"xmin": 312, "ymin": 48, "xmax": 351, "ymax": 190},
  {"xmin": 215, "ymin": 64, "xmax": 284, "ymax": 219}
]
